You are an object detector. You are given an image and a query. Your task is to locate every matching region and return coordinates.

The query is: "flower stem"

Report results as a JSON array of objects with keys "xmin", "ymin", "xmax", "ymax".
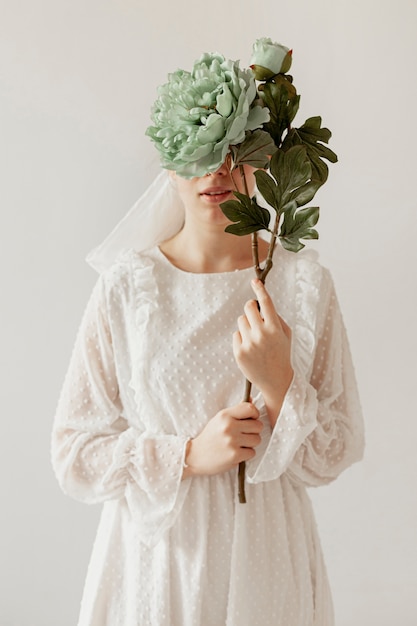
[
  {"xmin": 260, "ymin": 213, "xmax": 280, "ymax": 282},
  {"xmin": 238, "ymin": 213, "xmax": 281, "ymax": 503},
  {"xmin": 238, "ymin": 456, "xmax": 247, "ymax": 503},
  {"xmin": 232, "ymin": 164, "xmax": 280, "ymax": 503},
  {"xmin": 238, "ymin": 378, "xmax": 252, "ymax": 503},
  {"xmin": 253, "ymin": 234, "xmax": 262, "ymax": 279},
  {"xmin": 238, "ymin": 164, "xmax": 250, "ymax": 197}
]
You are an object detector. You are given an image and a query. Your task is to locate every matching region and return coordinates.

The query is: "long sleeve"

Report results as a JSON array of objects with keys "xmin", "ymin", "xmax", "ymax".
[
  {"xmin": 51, "ymin": 272, "xmax": 190, "ymax": 546},
  {"xmin": 246, "ymin": 266, "xmax": 365, "ymax": 487}
]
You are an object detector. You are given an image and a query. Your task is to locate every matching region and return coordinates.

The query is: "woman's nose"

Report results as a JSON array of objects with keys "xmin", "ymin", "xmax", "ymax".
[{"xmin": 207, "ymin": 160, "xmax": 229, "ymax": 177}]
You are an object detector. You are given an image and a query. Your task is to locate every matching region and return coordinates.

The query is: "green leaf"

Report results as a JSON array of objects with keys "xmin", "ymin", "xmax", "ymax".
[
  {"xmin": 282, "ymin": 117, "xmax": 338, "ymax": 186},
  {"xmin": 268, "ymin": 147, "xmax": 285, "ymax": 181},
  {"xmin": 282, "ymin": 129, "xmax": 302, "ymax": 148},
  {"xmin": 279, "ymin": 205, "xmax": 319, "ymax": 252},
  {"xmin": 270, "ymin": 146, "xmax": 312, "ymax": 206},
  {"xmin": 299, "ymin": 115, "xmax": 330, "ymax": 134},
  {"xmin": 280, "ymin": 237, "xmax": 306, "ymax": 253},
  {"xmin": 221, "ymin": 193, "xmax": 271, "ymax": 236},
  {"xmin": 306, "ymin": 148, "xmax": 330, "ymax": 184},
  {"xmin": 286, "ymin": 94, "xmax": 301, "ymax": 125},
  {"xmin": 310, "ymin": 142, "xmax": 338, "ymax": 163},
  {"xmin": 282, "ymin": 146, "xmax": 312, "ymax": 194},
  {"xmin": 254, "ymin": 169, "xmax": 281, "ymax": 213},
  {"xmin": 284, "ymin": 179, "xmax": 321, "ymax": 208},
  {"xmin": 224, "ymin": 222, "xmax": 264, "ymax": 236},
  {"xmin": 260, "ymin": 77, "xmax": 298, "ymax": 147},
  {"xmin": 230, "ymin": 130, "xmax": 277, "ymax": 169}
]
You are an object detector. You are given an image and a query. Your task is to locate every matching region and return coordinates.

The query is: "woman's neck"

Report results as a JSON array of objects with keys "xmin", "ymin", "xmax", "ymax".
[{"xmin": 160, "ymin": 223, "xmax": 269, "ymax": 274}]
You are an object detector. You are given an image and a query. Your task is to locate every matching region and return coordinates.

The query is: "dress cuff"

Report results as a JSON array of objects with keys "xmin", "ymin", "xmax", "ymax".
[
  {"xmin": 104, "ymin": 431, "xmax": 192, "ymax": 547},
  {"xmin": 245, "ymin": 370, "xmax": 318, "ymax": 483}
]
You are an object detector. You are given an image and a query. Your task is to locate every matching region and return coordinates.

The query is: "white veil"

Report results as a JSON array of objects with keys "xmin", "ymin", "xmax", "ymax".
[{"xmin": 86, "ymin": 170, "xmax": 185, "ymax": 273}]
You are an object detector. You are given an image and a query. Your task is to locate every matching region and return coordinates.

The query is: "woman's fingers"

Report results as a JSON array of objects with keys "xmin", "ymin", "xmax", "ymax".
[
  {"xmin": 233, "ymin": 279, "xmax": 293, "ymax": 409},
  {"xmin": 279, "ymin": 315, "xmax": 292, "ymax": 339},
  {"xmin": 250, "ymin": 278, "xmax": 277, "ymax": 326},
  {"xmin": 239, "ymin": 432, "xmax": 262, "ymax": 449},
  {"xmin": 231, "ymin": 403, "xmax": 262, "ymax": 447},
  {"xmin": 239, "ymin": 280, "xmax": 278, "ymax": 332},
  {"xmin": 242, "ymin": 299, "xmax": 261, "ymax": 329},
  {"xmin": 184, "ymin": 402, "xmax": 263, "ymax": 477},
  {"xmin": 228, "ymin": 401, "xmax": 260, "ymax": 421},
  {"xmin": 242, "ymin": 280, "xmax": 291, "ymax": 338},
  {"xmin": 236, "ymin": 313, "xmax": 251, "ymax": 337}
]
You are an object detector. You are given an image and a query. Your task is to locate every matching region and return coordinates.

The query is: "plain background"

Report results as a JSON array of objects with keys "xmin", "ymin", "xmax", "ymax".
[{"xmin": 1, "ymin": 1, "xmax": 416, "ymax": 624}]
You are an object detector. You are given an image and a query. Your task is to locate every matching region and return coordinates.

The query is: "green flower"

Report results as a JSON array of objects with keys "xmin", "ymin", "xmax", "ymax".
[
  {"xmin": 146, "ymin": 53, "xmax": 270, "ymax": 178},
  {"xmin": 250, "ymin": 37, "xmax": 292, "ymax": 81}
]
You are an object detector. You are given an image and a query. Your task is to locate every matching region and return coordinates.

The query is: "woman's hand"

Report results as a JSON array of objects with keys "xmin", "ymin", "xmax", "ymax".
[
  {"xmin": 182, "ymin": 402, "xmax": 263, "ymax": 479},
  {"xmin": 233, "ymin": 279, "xmax": 294, "ymax": 426}
]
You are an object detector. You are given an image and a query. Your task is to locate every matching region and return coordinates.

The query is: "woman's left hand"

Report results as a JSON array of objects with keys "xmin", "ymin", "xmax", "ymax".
[{"xmin": 233, "ymin": 278, "xmax": 294, "ymax": 426}]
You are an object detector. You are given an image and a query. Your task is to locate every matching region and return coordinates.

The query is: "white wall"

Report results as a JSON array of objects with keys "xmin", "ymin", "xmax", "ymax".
[{"xmin": 1, "ymin": 1, "xmax": 416, "ymax": 624}]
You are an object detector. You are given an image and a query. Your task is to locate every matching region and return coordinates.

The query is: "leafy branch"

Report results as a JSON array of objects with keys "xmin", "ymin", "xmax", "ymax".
[{"xmin": 220, "ymin": 56, "xmax": 337, "ymax": 503}]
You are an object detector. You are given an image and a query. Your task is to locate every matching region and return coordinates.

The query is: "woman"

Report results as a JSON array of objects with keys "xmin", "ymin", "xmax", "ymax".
[{"xmin": 52, "ymin": 43, "xmax": 364, "ymax": 626}]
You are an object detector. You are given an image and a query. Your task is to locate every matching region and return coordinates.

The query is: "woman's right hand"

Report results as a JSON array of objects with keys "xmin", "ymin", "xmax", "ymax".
[{"xmin": 182, "ymin": 402, "xmax": 263, "ymax": 478}]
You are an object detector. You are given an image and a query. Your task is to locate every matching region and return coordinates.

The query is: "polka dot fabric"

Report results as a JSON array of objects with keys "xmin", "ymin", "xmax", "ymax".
[{"xmin": 52, "ymin": 244, "xmax": 364, "ymax": 626}]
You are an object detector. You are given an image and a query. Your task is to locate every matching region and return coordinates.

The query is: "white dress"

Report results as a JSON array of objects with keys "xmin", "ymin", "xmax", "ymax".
[{"xmin": 52, "ymin": 244, "xmax": 364, "ymax": 626}]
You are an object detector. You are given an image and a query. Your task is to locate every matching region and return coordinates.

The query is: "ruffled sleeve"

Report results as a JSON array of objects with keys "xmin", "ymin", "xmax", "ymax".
[
  {"xmin": 246, "ymin": 256, "xmax": 364, "ymax": 486},
  {"xmin": 51, "ymin": 252, "xmax": 190, "ymax": 547}
]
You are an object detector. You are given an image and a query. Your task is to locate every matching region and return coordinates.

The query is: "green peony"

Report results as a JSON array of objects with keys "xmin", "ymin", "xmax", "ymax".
[
  {"xmin": 146, "ymin": 53, "xmax": 270, "ymax": 179},
  {"xmin": 250, "ymin": 37, "xmax": 292, "ymax": 81}
]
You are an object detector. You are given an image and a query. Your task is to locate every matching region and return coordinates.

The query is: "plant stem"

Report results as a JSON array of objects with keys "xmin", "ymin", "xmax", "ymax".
[
  {"xmin": 252, "ymin": 232, "xmax": 262, "ymax": 279},
  {"xmin": 237, "ymin": 212, "xmax": 281, "ymax": 503},
  {"xmin": 238, "ymin": 164, "xmax": 250, "ymax": 197},
  {"xmin": 238, "ymin": 378, "xmax": 252, "ymax": 503},
  {"xmin": 232, "ymin": 165, "xmax": 281, "ymax": 503},
  {"xmin": 238, "ymin": 461, "xmax": 247, "ymax": 504},
  {"xmin": 260, "ymin": 213, "xmax": 280, "ymax": 282}
]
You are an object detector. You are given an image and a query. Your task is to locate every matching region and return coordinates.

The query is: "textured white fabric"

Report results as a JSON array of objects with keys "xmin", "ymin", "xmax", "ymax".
[{"xmin": 52, "ymin": 244, "xmax": 364, "ymax": 626}]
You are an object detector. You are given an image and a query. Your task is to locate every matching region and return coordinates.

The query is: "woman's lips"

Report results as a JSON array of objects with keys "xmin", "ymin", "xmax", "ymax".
[{"xmin": 200, "ymin": 187, "xmax": 233, "ymax": 203}]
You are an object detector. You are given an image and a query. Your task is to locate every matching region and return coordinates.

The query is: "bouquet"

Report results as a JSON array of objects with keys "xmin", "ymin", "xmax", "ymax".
[{"xmin": 147, "ymin": 37, "xmax": 337, "ymax": 502}]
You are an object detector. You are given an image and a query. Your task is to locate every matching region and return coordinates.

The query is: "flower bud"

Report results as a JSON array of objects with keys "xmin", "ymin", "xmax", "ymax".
[{"xmin": 250, "ymin": 37, "xmax": 292, "ymax": 80}]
